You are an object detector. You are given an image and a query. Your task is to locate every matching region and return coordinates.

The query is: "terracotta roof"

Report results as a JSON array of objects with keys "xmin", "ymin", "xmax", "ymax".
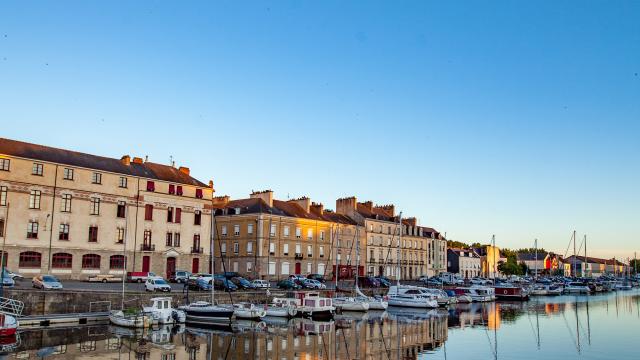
[
  {"xmin": 0, "ymin": 137, "xmax": 208, "ymax": 187},
  {"xmin": 356, "ymin": 202, "xmax": 394, "ymax": 221}
]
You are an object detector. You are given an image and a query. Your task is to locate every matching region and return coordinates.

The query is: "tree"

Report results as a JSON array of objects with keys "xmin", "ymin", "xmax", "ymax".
[{"xmin": 447, "ymin": 240, "xmax": 470, "ymax": 249}]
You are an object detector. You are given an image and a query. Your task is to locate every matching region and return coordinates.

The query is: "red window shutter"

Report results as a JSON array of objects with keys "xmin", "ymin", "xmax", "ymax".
[
  {"xmin": 176, "ymin": 186, "xmax": 183, "ymax": 196},
  {"xmin": 175, "ymin": 208, "xmax": 182, "ymax": 223},
  {"xmin": 169, "ymin": 184, "xmax": 175, "ymax": 195},
  {"xmin": 147, "ymin": 181, "xmax": 155, "ymax": 192},
  {"xmin": 145, "ymin": 204, "xmax": 153, "ymax": 221},
  {"xmin": 196, "ymin": 189, "xmax": 203, "ymax": 199}
]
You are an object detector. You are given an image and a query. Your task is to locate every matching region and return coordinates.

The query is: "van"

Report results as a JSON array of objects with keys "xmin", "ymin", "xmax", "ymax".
[{"xmin": 126, "ymin": 271, "xmax": 156, "ymax": 283}]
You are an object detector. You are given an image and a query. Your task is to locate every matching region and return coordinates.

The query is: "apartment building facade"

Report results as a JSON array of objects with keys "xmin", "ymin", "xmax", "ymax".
[
  {"xmin": 447, "ymin": 248, "xmax": 481, "ymax": 278},
  {"xmin": 211, "ymin": 191, "xmax": 364, "ymax": 281},
  {"xmin": 0, "ymin": 138, "xmax": 214, "ymax": 279}
]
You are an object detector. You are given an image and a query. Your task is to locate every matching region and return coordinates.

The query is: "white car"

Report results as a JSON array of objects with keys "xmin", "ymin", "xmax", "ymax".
[
  {"xmin": 251, "ymin": 279, "xmax": 270, "ymax": 289},
  {"xmin": 145, "ymin": 278, "xmax": 172, "ymax": 292}
]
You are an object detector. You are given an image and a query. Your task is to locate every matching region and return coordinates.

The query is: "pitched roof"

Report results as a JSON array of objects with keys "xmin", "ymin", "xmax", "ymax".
[
  {"xmin": 0, "ymin": 137, "xmax": 208, "ymax": 187},
  {"xmin": 564, "ymin": 255, "xmax": 627, "ymax": 266}
]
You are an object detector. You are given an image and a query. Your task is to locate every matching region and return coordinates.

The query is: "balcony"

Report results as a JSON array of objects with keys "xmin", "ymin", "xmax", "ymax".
[
  {"xmin": 191, "ymin": 246, "xmax": 204, "ymax": 254},
  {"xmin": 369, "ymin": 258, "xmax": 376, "ymax": 264},
  {"xmin": 140, "ymin": 244, "xmax": 155, "ymax": 251},
  {"xmin": 295, "ymin": 253, "xmax": 303, "ymax": 260}
]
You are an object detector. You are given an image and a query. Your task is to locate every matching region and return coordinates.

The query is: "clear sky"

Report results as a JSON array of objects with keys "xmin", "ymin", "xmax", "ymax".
[{"xmin": 1, "ymin": 1, "xmax": 638, "ymax": 260}]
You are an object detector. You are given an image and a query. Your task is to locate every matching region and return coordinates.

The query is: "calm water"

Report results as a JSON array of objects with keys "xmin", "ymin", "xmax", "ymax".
[{"xmin": 4, "ymin": 290, "xmax": 639, "ymax": 359}]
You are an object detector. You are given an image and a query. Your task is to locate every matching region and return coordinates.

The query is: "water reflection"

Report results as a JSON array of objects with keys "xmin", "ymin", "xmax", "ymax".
[{"xmin": 6, "ymin": 290, "xmax": 640, "ymax": 359}]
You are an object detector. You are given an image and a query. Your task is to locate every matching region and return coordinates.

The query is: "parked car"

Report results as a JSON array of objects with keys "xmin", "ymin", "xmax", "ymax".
[
  {"xmin": 357, "ymin": 276, "xmax": 380, "ymax": 288},
  {"xmin": 145, "ymin": 278, "xmax": 171, "ymax": 292},
  {"xmin": 277, "ymin": 279, "xmax": 302, "ymax": 290},
  {"xmin": 375, "ymin": 276, "xmax": 391, "ymax": 288},
  {"xmin": 213, "ymin": 276, "xmax": 238, "ymax": 292},
  {"xmin": 126, "ymin": 271, "xmax": 157, "ymax": 283},
  {"xmin": 87, "ymin": 274, "xmax": 122, "ymax": 283},
  {"xmin": 169, "ymin": 270, "xmax": 192, "ymax": 283},
  {"xmin": 221, "ymin": 272, "xmax": 240, "ymax": 279},
  {"xmin": 231, "ymin": 277, "xmax": 256, "ymax": 290},
  {"xmin": 251, "ymin": 279, "xmax": 271, "ymax": 289},
  {"xmin": 189, "ymin": 277, "xmax": 212, "ymax": 291},
  {"xmin": 2, "ymin": 269, "xmax": 23, "ymax": 281},
  {"xmin": 423, "ymin": 278, "xmax": 444, "ymax": 287},
  {"xmin": 289, "ymin": 274, "xmax": 307, "ymax": 285},
  {"xmin": 302, "ymin": 279, "xmax": 326, "ymax": 289},
  {"xmin": 32, "ymin": 275, "xmax": 63, "ymax": 290},
  {"xmin": 306, "ymin": 274, "xmax": 326, "ymax": 283},
  {"xmin": 2, "ymin": 276, "xmax": 15, "ymax": 287}
]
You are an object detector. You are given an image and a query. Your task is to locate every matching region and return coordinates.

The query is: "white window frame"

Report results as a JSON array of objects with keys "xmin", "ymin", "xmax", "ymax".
[{"xmin": 234, "ymin": 224, "xmax": 240, "ymax": 236}]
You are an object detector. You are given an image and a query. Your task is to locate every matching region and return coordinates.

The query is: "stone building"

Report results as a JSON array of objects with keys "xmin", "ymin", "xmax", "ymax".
[
  {"xmin": 447, "ymin": 248, "xmax": 481, "ymax": 278},
  {"xmin": 211, "ymin": 191, "xmax": 363, "ymax": 281},
  {"xmin": 0, "ymin": 137, "xmax": 214, "ymax": 279}
]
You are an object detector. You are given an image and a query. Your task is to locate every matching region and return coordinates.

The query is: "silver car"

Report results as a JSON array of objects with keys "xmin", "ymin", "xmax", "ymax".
[{"xmin": 32, "ymin": 275, "xmax": 63, "ymax": 290}]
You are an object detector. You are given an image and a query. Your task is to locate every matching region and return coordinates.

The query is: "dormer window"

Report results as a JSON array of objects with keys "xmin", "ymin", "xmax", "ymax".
[
  {"xmin": 169, "ymin": 184, "xmax": 175, "ymax": 195},
  {"xmin": 146, "ymin": 181, "xmax": 155, "ymax": 192},
  {"xmin": 177, "ymin": 186, "xmax": 183, "ymax": 196},
  {"xmin": 195, "ymin": 188, "xmax": 203, "ymax": 199}
]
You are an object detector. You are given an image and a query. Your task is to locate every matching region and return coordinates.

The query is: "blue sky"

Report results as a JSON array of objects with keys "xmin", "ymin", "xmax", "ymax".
[{"xmin": 1, "ymin": 1, "xmax": 638, "ymax": 259}]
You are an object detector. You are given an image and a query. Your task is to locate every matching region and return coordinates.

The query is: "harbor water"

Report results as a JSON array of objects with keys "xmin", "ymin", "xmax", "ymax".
[{"xmin": 3, "ymin": 289, "xmax": 639, "ymax": 359}]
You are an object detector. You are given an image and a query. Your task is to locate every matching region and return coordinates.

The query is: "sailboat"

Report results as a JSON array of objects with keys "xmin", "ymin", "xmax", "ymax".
[
  {"xmin": 180, "ymin": 212, "xmax": 234, "ymax": 325},
  {"xmin": 332, "ymin": 225, "xmax": 370, "ymax": 312},
  {"xmin": 353, "ymin": 228, "xmax": 388, "ymax": 310}
]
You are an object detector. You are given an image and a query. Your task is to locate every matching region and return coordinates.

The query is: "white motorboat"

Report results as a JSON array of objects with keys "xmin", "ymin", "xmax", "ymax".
[
  {"xmin": 179, "ymin": 301, "xmax": 235, "ymax": 325},
  {"xmin": 564, "ymin": 282, "xmax": 590, "ymax": 294},
  {"xmin": 0, "ymin": 314, "xmax": 18, "ymax": 337},
  {"xmin": 456, "ymin": 295, "xmax": 473, "ymax": 303},
  {"xmin": 266, "ymin": 298, "xmax": 299, "ymax": 318},
  {"xmin": 333, "ymin": 297, "xmax": 370, "ymax": 312},
  {"xmin": 455, "ymin": 285, "xmax": 495, "ymax": 302},
  {"xmin": 531, "ymin": 284, "xmax": 563, "ymax": 296},
  {"xmin": 354, "ymin": 284, "xmax": 388, "ymax": 310},
  {"xmin": 297, "ymin": 292, "xmax": 335, "ymax": 318},
  {"xmin": 109, "ymin": 310, "xmax": 151, "ymax": 328},
  {"xmin": 387, "ymin": 286, "xmax": 438, "ymax": 308},
  {"xmin": 142, "ymin": 297, "xmax": 186, "ymax": 324},
  {"xmin": 420, "ymin": 288, "xmax": 453, "ymax": 306},
  {"xmin": 232, "ymin": 303, "xmax": 267, "ymax": 320}
]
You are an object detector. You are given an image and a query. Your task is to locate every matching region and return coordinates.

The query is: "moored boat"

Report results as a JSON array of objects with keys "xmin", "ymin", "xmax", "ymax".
[
  {"xmin": 297, "ymin": 292, "xmax": 335, "ymax": 319},
  {"xmin": 454, "ymin": 285, "xmax": 495, "ymax": 302},
  {"xmin": 494, "ymin": 285, "xmax": 529, "ymax": 301},
  {"xmin": 333, "ymin": 297, "xmax": 370, "ymax": 312},
  {"xmin": 142, "ymin": 297, "xmax": 186, "ymax": 324},
  {"xmin": 109, "ymin": 310, "xmax": 151, "ymax": 328},
  {"xmin": 266, "ymin": 298, "xmax": 299, "ymax": 318},
  {"xmin": 0, "ymin": 314, "xmax": 17, "ymax": 337},
  {"xmin": 387, "ymin": 286, "xmax": 439, "ymax": 308},
  {"xmin": 564, "ymin": 282, "xmax": 590, "ymax": 294},
  {"xmin": 180, "ymin": 301, "xmax": 235, "ymax": 325},
  {"xmin": 232, "ymin": 303, "xmax": 267, "ymax": 320}
]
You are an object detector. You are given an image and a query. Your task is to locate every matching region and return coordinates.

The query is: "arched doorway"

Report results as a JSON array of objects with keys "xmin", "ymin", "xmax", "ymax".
[{"xmin": 166, "ymin": 257, "xmax": 176, "ymax": 279}]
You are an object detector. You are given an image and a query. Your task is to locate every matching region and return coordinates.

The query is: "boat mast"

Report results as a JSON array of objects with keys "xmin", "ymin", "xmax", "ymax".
[
  {"xmin": 583, "ymin": 235, "xmax": 587, "ymax": 278},
  {"xmin": 534, "ymin": 238, "xmax": 538, "ymax": 281},
  {"xmin": 491, "ymin": 234, "xmax": 496, "ymax": 285},
  {"xmin": 335, "ymin": 225, "xmax": 339, "ymax": 292},
  {"xmin": 355, "ymin": 227, "xmax": 359, "ymax": 292},
  {"xmin": 210, "ymin": 209, "xmax": 216, "ymax": 304},
  {"xmin": 120, "ymin": 201, "xmax": 129, "ymax": 310},
  {"xmin": 572, "ymin": 230, "xmax": 576, "ymax": 278},
  {"xmin": 397, "ymin": 212, "xmax": 403, "ymax": 287}
]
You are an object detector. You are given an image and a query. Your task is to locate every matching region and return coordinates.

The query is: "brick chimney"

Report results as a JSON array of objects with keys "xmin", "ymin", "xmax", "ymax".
[
  {"xmin": 310, "ymin": 202, "xmax": 324, "ymax": 215},
  {"xmin": 250, "ymin": 190, "xmax": 273, "ymax": 207},
  {"xmin": 375, "ymin": 204, "xmax": 395, "ymax": 217},
  {"xmin": 178, "ymin": 166, "xmax": 190, "ymax": 176},
  {"xmin": 132, "ymin": 157, "xmax": 143, "ymax": 164},
  {"xmin": 212, "ymin": 195, "xmax": 230, "ymax": 207},
  {"xmin": 361, "ymin": 201, "xmax": 374, "ymax": 211},
  {"xmin": 288, "ymin": 197, "xmax": 311, "ymax": 213},
  {"xmin": 336, "ymin": 197, "xmax": 357, "ymax": 217},
  {"xmin": 405, "ymin": 217, "xmax": 417, "ymax": 227},
  {"xmin": 121, "ymin": 155, "xmax": 131, "ymax": 166}
]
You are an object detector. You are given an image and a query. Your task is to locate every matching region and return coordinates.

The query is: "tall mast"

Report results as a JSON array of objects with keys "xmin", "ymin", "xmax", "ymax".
[
  {"xmin": 335, "ymin": 225, "xmax": 339, "ymax": 292},
  {"xmin": 491, "ymin": 234, "xmax": 496, "ymax": 284},
  {"xmin": 572, "ymin": 230, "xmax": 576, "ymax": 277},
  {"xmin": 635, "ymin": 252, "xmax": 637, "ymax": 276},
  {"xmin": 210, "ymin": 209, "xmax": 216, "ymax": 304},
  {"xmin": 397, "ymin": 212, "xmax": 403, "ymax": 286},
  {"xmin": 355, "ymin": 227, "xmax": 359, "ymax": 291},
  {"xmin": 534, "ymin": 238, "xmax": 538, "ymax": 281},
  {"xmin": 120, "ymin": 201, "xmax": 129, "ymax": 310},
  {"xmin": 583, "ymin": 235, "xmax": 587, "ymax": 278}
]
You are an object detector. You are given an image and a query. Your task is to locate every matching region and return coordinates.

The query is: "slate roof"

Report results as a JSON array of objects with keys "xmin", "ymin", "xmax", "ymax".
[{"xmin": 0, "ymin": 137, "xmax": 208, "ymax": 187}]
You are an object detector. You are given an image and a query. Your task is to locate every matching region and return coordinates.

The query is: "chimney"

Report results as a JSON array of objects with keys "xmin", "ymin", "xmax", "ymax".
[
  {"xmin": 310, "ymin": 202, "xmax": 324, "ymax": 215},
  {"xmin": 121, "ymin": 155, "xmax": 131, "ymax": 166},
  {"xmin": 178, "ymin": 167, "xmax": 190, "ymax": 176},
  {"xmin": 336, "ymin": 197, "xmax": 357, "ymax": 217},
  {"xmin": 375, "ymin": 204, "xmax": 395, "ymax": 217},
  {"xmin": 405, "ymin": 217, "xmax": 417, "ymax": 227},
  {"xmin": 288, "ymin": 197, "xmax": 311, "ymax": 213},
  {"xmin": 250, "ymin": 190, "xmax": 273, "ymax": 207},
  {"xmin": 132, "ymin": 157, "xmax": 144, "ymax": 164},
  {"xmin": 208, "ymin": 180, "xmax": 214, "ymax": 189},
  {"xmin": 361, "ymin": 201, "xmax": 373, "ymax": 211},
  {"xmin": 212, "ymin": 195, "xmax": 230, "ymax": 207}
]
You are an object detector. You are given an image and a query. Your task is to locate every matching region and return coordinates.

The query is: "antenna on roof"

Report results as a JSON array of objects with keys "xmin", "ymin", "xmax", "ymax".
[
  {"xmin": 144, "ymin": 155, "xmax": 148, "ymax": 163},
  {"xmin": 170, "ymin": 155, "xmax": 175, "ymax": 167}
]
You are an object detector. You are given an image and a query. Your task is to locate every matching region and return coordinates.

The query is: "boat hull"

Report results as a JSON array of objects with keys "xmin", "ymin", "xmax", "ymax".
[{"xmin": 494, "ymin": 287, "xmax": 529, "ymax": 301}]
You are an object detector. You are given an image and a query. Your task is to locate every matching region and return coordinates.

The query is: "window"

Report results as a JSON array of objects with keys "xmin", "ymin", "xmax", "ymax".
[
  {"xmin": 175, "ymin": 208, "xmax": 181, "ymax": 223},
  {"xmin": 0, "ymin": 158, "xmax": 9, "ymax": 171},
  {"xmin": 59, "ymin": 224, "xmax": 70, "ymax": 240},
  {"xmin": 88, "ymin": 226, "xmax": 98, "ymax": 242},
  {"xmin": 193, "ymin": 234, "xmax": 201, "ymax": 250},
  {"xmin": 247, "ymin": 241, "xmax": 253, "ymax": 254},
  {"xmin": 295, "ymin": 227, "xmax": 301, "ymax": 239},
  {"xmin": 221, "ymin": 242, "xmax": 227, "ymax": 254},
  {"xmin": 307, "ymin": 245, "xmax": 313, "ymax": 257},
  {"xmin": 27, "ymin": 221, "xmax": 38, "ymax": 239},
  {"xmin": 52, "ymin": 253, "xmax": 72, "ymax": 269},
  {"xmin": 0, "ymin": 186, "xmax": 7, "ymax": 206},
  {"xmin": 307, "ymin": 263, "xmax": 312, "ymax": 274},
  {"xmin": 90, "ymin": 197, "xmax": 100, "ymax": 215},
  {"xmin": 283, "ymin": 226, "xmax": 290, "ymax": 237},
  {"xmin": 234, "ymin": 225, "xmax": 240, "ymax": 236},
  {"xmin": 32, "ymin": 163, "xmax": 43, "ymax": 176},
  {"xmin": 319, "ymin": 231, "xmax": 325, "ymax": 241},
  {"xmin": 247, "ymin": 262, "xmax": 252, "ymax": 273},
  {"xmin": 143, "ymin": 230, "xmax": 152, "ymax": 243},
  {"xmin": 281, "ymin": 262, "xmax": 290, "ymax": 275},
  {"xmin": 19, "ymin": 251, "xmax": 42, "ymax": 268},
  {"xmin": 195, "ymin": 188, "xmax": 203, "ymax": 198},
  {"xmin": 174, "ymin": 233, "xmax": 181, "ymax": 247},
  {"xmin": 283, "ymin": 243, "xmax": 289, "ymax": 256},
  {"xmin": 319, "ymin": 246, "xmax": 324, "ymax": 257},
  {"xmin": 145, "ymin": 204, "xmax": 153, "ymax": 220},
  {"xmin": 307, "ymin": 229, "xmax": 313, "ymax": 240},
  {"xmin": 0, "ymin": 219, "xmax": 4, "ymax": 237},
  {"xmin": 270, "ymin": 224, "xmax": 276, "ymax": 237},
  {"xmin": 60, "ymin": 194, "xmax": 72, "ymax": 212},
  {"xmin": 116, "ymin": 228, "xmax": 125, "ymax": 244},
  {"xmin": 176, "ymin": 186, "xmax": 183, "ymax": 196},
  {"xmin": 269, "ymin": 242, "xmax": 275, "ymax": 255},
  {"xmin": 268, "ymin": 262, "xmax": 276, "ymax": 275},
  {"xmin": 247, "ymin": 223, "xmax": 253, "ymax": 234},
  {"xmin": 166, "ymin": 232, "xmax": 173, "ymax": 246},
  {"xmin": 63, "ymin": 167, "xmax": 74, "ymax": 180},
  {"xmin": 117, "ymin": 201, "xmax": 126, "ymax": 218},
  {"xmin": 194, "ymin": 210, "xmax": 201, "ymax": 225},
  {"xmin": 82, "ymin": 254, "xmax": 101, "ymax": 269},
  {"xmin": 167, "ymin": 207, "xmax": 174, "ymax": 222},
  {"xmin": 91, "ymin": 172, "xmax": 102, "ymax": 184},
  {"xmin": 168, "ymin": 184, "xmax": 175, "ymax": 195},
  {"xmin": 233, "ymin": 242, "xmax": 239, "ymax": 254},
  {"xmin": 146, "ymin": 181, "xmax": 155, "ymax": 192},
  {"xmin": 295, "ymin": 243, "xmax": 301, "ymax": 255},
  {"xmin": 221, "ymin": 225, "xmax": 227, "ymax": 236},
  {"xmin": 29, "ymin": 190, "xmax": 41, "ymax": 209},
  {"xmin": 110, "ymin": 255, "xmax": 126, "ymax": 269},
  {"xmin": 118, "ymin": 177, "xmax": 127, "ymax": 188}
]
